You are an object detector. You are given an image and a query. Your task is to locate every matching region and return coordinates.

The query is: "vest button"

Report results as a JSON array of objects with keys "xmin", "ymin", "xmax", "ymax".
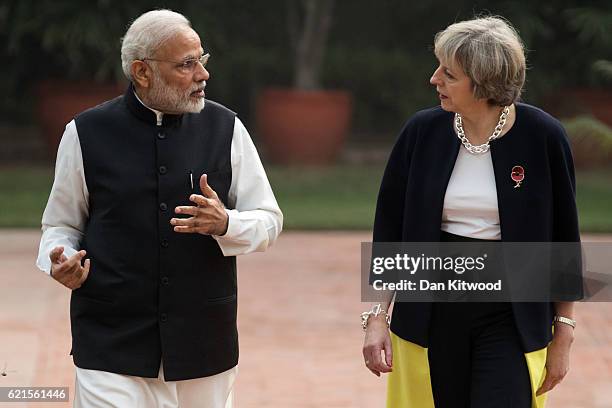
[
  {"xmin": 159, "ymin": 166, "xmax": 167, "ymax": 175},
  {"xmin": 159, "ymin": 202, "xmax": 168, "ymax": 211},
  {"xmin": 161, "ymin": 276, "xmax": 169, "ymax": 285},
  {"xmin": 161, "ymin": 239, "xmax": 169, "ymax": 248},
  {"xmin": 160, "ymin": 313, "xmax": 168, "ymax": 322},
  {"xmin": 157, "ymin": 132, "xmax": 166, "ymax": 140}
]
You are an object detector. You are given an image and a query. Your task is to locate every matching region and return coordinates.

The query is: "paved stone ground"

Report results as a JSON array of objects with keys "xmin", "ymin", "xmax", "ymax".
[{"xmin": 0, "ymin": 230, "xmax": 611, "ymax": 408}]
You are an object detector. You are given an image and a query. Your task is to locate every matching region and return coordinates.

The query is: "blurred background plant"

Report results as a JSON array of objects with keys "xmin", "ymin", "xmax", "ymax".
[
  {"xmin": 2, "ymin": 0, "xmax": 610, "ymax": 128},
  {"xmin": 563, "ymin": 116, "xmax": 612, "ymax": 168},
  {"xmin": 565, "ymin": 6, "xmax": 612, "ymax": 84},
  {"xmin": 1, "ymin": 0, "xmax": 610, "ymax": 231}
]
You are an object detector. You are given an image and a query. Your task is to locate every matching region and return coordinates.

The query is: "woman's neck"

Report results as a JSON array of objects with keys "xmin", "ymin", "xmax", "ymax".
[{"xmin": 459, "ymin": 104, "xmax": 514, "ymax": 145}]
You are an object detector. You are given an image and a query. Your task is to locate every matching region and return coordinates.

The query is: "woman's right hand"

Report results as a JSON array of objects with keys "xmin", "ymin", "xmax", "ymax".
[{"xmin": 362, "ymin": 315, "xmax": 393, "ymax": 376}]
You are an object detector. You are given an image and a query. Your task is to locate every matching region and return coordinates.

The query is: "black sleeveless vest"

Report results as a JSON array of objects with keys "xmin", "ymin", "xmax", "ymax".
[{"xmin": 71, "ymin": 85, "xmax": 238, "ymax": 381}]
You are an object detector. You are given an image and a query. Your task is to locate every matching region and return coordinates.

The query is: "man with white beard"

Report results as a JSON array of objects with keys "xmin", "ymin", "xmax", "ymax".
[{"xmin": 36, "ymin": 9, "xmax": 283, "ymax": 407}]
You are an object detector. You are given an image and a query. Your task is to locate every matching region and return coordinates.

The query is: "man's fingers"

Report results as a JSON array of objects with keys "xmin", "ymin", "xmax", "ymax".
[
  {"xmin": 172, "ymin": 216, "xmax": 214, "ymax": 229},
  {"xmin": 67, "ymin": 250, "xmax": 87, "ymax": 268},
  {"xmin": 173, "ymin": 225, "xmax": 216, "ymax": 235},
  {"xmin": 188, "ymin": 194, "xmax": 212, "ymax": 207},
  {"xmin": 171, "ymin": 213, "xmax": 216, "ymax": 233},
  {"xmin": 199, "ymin": 174, "xmax": 219, "ymax": 199},
  {"xmin": 48, "ymin": 249, "xmax": 91, "ymax": 290},
  {"xmin": 173, "ymin": 225, "xmax": 196, "ymax": 233},
  {"xmin": 68, "ymin": 259, "xmax": 89, "ymax": 289},
  {"xmin": 72, "ymin": 250, "xmax": 87, "ymax": 261},
  {"xmin": 51, "ymin": 250, "xmax": 79, "ymax": 279},
  {"xmin": 174, "ymin": 206, "xmax": 199, "ymax": 216},
  {"xmin": 79, "ymin": 259, "xmax": 91, "ymax": 284},
  {"xmin": 171, "ymin": 216, "xmax": 196, "ymax": 227},
  {"xmin": 49, "ymin": 246, "xmax": 65, "ymax": 263},
  {"xmin": 68, "ymin": 261, "xmax": 83, "ymax": 280},
  {"xmin": 59, "ymin": 251, "xmax": 86, "ymax": 281}
]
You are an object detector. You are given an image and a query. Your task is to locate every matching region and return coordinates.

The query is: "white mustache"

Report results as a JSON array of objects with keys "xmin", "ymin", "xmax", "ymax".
[{"xmin": 190, "ymin": 81, "xmax": 206, "ymax": 93}]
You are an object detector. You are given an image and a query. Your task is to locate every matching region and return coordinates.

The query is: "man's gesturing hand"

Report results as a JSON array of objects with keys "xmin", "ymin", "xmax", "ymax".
[
  {"xmin": 171, "ymin": 174, "xmax": 229, "ymax": 236},
  {"xmin": 49, "ymin": 246, "xmax": 91, "ymax": 290}
]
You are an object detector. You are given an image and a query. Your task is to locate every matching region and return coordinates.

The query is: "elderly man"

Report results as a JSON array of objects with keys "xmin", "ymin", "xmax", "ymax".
[{"xmin": 36, "ymin": 9, "xmax": 282, "ymax": 407}]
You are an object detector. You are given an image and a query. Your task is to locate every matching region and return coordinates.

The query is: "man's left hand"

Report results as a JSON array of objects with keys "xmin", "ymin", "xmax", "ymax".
[{"xmin": 171, "ymin": 174, "xmax": 229, "ymax": 236}]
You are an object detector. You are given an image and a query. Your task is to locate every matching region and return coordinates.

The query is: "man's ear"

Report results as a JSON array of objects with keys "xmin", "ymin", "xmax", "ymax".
[{"xmin": 131, "ymin": 60, "xmax": 151, "ymax": 88}]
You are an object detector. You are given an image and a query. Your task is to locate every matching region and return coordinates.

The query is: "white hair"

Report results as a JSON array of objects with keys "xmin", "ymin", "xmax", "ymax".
[
  {"xmin": 434, "ymin": 16, "xmax": 526, "ymax": 106},
  {"xmin": 121, "ymin": 9, "xmax": 192, "ymax": 81}
]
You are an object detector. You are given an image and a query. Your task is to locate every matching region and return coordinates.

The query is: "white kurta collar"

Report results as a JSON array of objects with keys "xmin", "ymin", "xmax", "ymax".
[{"xmin": 133, "ymin": 90, "xmax": 164, "ymax": 126}]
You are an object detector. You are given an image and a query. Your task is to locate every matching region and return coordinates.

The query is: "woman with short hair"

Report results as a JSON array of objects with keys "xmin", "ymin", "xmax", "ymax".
[{"xmin": 362, "ymin": 16, "xmax": 579, "ymax": 407}]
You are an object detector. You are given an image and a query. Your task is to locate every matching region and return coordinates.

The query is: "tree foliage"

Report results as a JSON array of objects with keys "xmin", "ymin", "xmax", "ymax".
[{"xmin": 1, "ymin": 0, "xmax": 610, "ymax": 131}]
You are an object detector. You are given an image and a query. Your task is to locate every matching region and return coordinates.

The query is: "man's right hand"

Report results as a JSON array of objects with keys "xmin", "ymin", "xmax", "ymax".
[{"xmin": 49, "ymin": 246, "xmax": 91, "ymax": 290}]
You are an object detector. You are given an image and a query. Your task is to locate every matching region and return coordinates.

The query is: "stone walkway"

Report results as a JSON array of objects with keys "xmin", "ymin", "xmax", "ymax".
[{"xmin": 0, "ymin": 230, "xmax": 610, "ymax": 407}]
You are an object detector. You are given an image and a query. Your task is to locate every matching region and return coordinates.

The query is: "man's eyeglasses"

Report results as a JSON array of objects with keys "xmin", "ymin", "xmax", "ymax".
[{"xmin": 142, "ymin": 53, "xmax": 210, "ymax": 73}]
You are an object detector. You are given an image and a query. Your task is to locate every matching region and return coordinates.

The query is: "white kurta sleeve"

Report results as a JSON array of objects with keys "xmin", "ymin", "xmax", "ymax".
[
  {"xmin": 36, "ymin": 120, "xmax": 89, "ymax": 274},
  {"xmin": 213, "ymin": 117, "xmax": 283, "ymax": 256}
]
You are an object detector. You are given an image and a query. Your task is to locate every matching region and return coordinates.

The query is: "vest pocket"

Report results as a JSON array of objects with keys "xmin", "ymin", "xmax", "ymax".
[
  {"xmin": 205, "ymin": 293, "xmax": 236, "ymax": 305},
  {"xmin": 72, "ymin": 291, "xmax": 115, "ymax": 305}
]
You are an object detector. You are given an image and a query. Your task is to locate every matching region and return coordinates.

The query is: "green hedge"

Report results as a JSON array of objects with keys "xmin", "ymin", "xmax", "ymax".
[
  {"xmin": 1, "ymin": 165, "xmax": 610, "ymax": 232},
  {"xmin": 563, "ymin": 116, "xmax": 612, "ymax": 169}
]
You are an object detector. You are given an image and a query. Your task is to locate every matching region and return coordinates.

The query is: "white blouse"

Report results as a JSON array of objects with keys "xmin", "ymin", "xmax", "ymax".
[{"xmin": 441, "ymin": 147, "xmax": 501, "ymax": 240}]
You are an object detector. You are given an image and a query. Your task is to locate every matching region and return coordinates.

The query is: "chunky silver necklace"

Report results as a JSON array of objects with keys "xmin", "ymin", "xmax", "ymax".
[{"xmin": 454, "ymin": 106, "xmax": 510, "ymax": 154}]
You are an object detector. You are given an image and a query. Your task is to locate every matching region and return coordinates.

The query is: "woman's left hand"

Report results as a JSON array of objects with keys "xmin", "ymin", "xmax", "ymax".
[{"xmin": 536, "ymin": 324, "xmax": 575, "ymax": 396}]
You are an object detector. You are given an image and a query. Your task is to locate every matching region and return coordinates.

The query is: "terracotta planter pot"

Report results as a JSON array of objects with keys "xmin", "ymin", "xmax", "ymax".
[
  {"xmin": 256, "ymin": 88, "xmax": 352, "ymax": 164},
  {"xmin": 37, "ymin": 80, "xmax": 125, "ymax": 157}
]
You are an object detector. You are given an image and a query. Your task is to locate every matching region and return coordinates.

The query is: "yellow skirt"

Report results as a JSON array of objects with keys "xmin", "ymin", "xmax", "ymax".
[{"xmin": 386, "ymin": 332, "xmax": 548, "ymax": 408}]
